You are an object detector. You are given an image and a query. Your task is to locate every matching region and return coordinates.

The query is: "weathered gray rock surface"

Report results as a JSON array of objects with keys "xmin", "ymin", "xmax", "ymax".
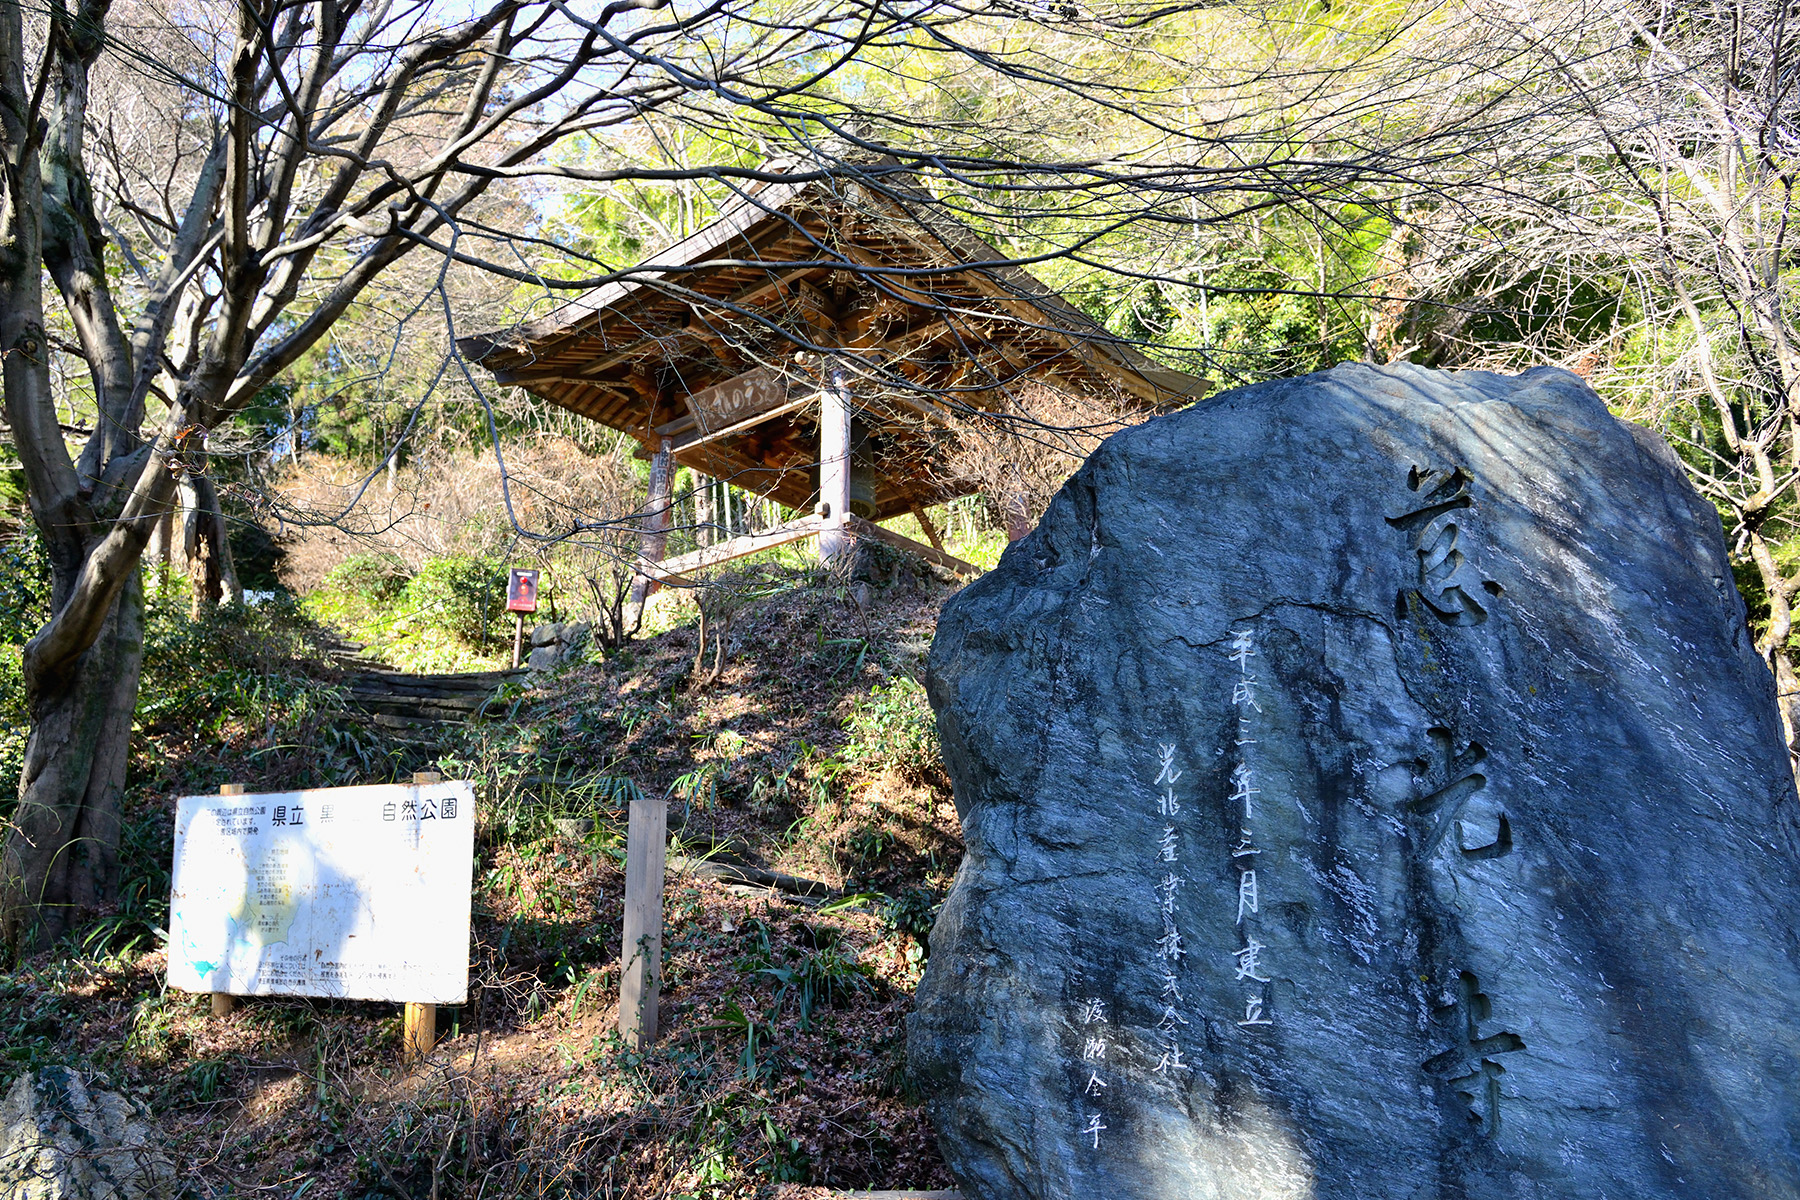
[
  {"xmin": 526, "ymin": 621, "xmax": 591, "ymax": 670},
  {"xmin": 0, "ymin": 1067, "xmax": 174, "ymax": 1199},
  {"xmin": 911, "ymin": 363, "xmax": 1800, "ymax": 1200}
]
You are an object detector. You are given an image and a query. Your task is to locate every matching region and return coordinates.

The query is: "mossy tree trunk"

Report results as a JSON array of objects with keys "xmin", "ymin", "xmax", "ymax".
[{"xmin": 0, "ymin": 577, "xmax": 143, "ymax": 948}]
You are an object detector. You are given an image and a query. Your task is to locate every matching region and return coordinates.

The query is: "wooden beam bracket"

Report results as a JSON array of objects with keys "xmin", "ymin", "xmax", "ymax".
[
  {"xmin": 642, "ymin": 515, "xmax": 824, "ymax": 584},
  {"xmin": 847, "ymin": 516, "xmax": 980, "ymax": 577}
]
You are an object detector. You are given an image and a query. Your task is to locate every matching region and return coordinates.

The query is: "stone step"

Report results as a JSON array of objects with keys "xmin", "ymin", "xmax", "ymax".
[
  {"xmin": 348, "ymin": 671, "xmax": 520, "ymax": 691},
  {"xmin": 363, "ymin": 711, "xmax": 448, "ymax": 731},
  {"xmin": 346, "ymin": 685, "xmax": 490, "ymax": 703},
  {"xmin": 351, "ymin": 699, "xmax": 490, "ymax": 721}
]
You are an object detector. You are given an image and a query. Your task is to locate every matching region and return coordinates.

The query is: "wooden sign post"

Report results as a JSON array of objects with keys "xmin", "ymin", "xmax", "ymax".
[
  {"xmin": 403, "ymin": 1002, "xmax": 436, "ymax": 1065},
  {"xmin": 618, "ymin": 790, "xmax": 668, "ymax": 1051},
  {"xmin": 506, "ymin": 568, "xmax": 539, "ymax": 669},
  {"xmin": 403, "ymin": 771, "xmax": 442, "ymax": 1066},
  {"xmin": 211, "ymin": 783, "xmax": 246, "ymax": 1018}
]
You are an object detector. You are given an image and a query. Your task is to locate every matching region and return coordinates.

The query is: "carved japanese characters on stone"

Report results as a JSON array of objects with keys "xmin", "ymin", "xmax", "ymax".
[
  {"xmin": 1412, "ymin": 727, "xmax": 1511, "ymax": 860},
  {"xmin": 1388, "ymin": 464, "xmax": 1502, "ymax": 626},
  {"xmin": 1423, "ymin": 971, "xmax": 1527, "ymax": 1137}
]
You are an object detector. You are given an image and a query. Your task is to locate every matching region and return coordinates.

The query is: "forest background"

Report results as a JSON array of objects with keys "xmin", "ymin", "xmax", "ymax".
[{"xmin": 0, "ymin": 0, "xmax": 1793, "ymax": 1192}]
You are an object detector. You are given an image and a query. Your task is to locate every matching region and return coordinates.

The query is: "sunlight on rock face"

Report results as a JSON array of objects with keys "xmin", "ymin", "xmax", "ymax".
[
  {"xmin": 1128, "ymin": 1083, "xmax": 1317, "ymax": 1200},
  {"xmin": 914, "ymin": 363, "xmax": 1800, "ymax": 1200}
]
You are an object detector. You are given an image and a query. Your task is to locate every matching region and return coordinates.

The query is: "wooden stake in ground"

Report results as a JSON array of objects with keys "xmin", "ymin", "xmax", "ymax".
[
  {"xmin": 619, "ymin": 790, "xmax": 668, "ymax": 1051},
  {"xmin": 512, "ymin": 611, "xmax": 524, "ymax": 669},
  {"xmin": 403, "ymin": 1001, "xmax": 436, "ymax": 1065},
  {"xmin": 403, "ymin": 771, "xmax": 442, "ymax": 1066},
  {"xmin": 211, "ymin": 783, "xmax": 246, "ymax": 1018}
]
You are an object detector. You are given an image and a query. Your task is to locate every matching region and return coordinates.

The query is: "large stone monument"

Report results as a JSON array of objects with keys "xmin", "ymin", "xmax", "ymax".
[{"xmin": 911, "ymin": 363, "xmax": 1800, "ymax": 1199}]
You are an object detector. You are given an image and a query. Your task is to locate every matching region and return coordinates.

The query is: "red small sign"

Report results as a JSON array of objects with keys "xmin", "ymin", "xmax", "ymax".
[{"xmin": 506, "ymin": 568, "xmax": 539, "ymax": 614}]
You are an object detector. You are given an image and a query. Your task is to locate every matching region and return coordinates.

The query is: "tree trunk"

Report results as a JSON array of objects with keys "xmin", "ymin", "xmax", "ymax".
[
  {"xmin": 180, "ymin": 473, "xmax": 241, "ymax": 613},
  {"xmin": 1747, "ymin": 528, "xmax": 1800, "ymax": 767},
  {"xmin": 0, "ymin": 573, "xmax": 144, "ymax": 949},
  {"xmin": 146, "ymin": 505, "xmax": 174, "ymax": 593}
]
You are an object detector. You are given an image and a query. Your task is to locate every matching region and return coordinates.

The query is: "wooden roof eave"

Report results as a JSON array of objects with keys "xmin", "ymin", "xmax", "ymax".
[
  {"xmin": 459, "ymin": 179, "xmax": 818, "ymax": 358},
  {"xmin": 850, "ymin": 184, "xmax": 1211, "ymax": 406}
]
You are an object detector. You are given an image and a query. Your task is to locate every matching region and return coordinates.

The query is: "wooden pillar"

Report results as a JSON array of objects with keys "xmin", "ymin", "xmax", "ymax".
[
  {"xmin": 817, "ymin": 367, "xmax": 854, "ymax": 568},
  {"xmin": 629, "ymin": 437, "xmax": 675, "ymax": 606},
  {"xmin": 618, "ymin": 790, "xmax": 668, "ymax": 1051}
]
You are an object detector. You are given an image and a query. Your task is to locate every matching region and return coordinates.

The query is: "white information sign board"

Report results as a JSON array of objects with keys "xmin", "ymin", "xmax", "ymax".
[{"xmin": 167, "ymin": 781, "xmax": 475, "ymax": 1004}]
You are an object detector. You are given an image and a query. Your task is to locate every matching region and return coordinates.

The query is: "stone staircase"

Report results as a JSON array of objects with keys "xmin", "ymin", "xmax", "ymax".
[
  {"xmin": 343, "ymin": 669, "xmax": 522, "ymax": 731},
  {"xmin": 323, "ymin": 635, "xmax": 523, "ymax": 733}
]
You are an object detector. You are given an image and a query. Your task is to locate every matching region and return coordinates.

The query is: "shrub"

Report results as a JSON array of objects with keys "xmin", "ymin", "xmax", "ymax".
[
  {"xmin": 322, "ymin": 551, "xmax": 412, "ymax": 603},
  {"xmin": 843, "ymin": 676, "xmax": 941, "ymax": 782},
  {"xmin": 882, "ymin": 886, "xmax": 940, "ymax": 962},
  {"xmin": 0, "ymin": 646, "xmax": 28, "ymax": 824},
  {"xmin": 399, "ymin": 555, "xmax": 505, "ymax": 647},
  {"xmin": 136, "ymin": 590, "xmax": 338, "ymax": 739},
  {"xmin": 0, "ymin": 528, "xmax": 51, "ymax": 645}
]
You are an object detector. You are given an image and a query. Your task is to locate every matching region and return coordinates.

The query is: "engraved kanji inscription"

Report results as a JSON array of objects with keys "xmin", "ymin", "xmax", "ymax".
[
  {"xmin": 1387, "ymin": 465, "xmax": 1501, "ymax": 626},
  {"xmin": 1422, "ymin": 971, "xmax": 1526, "ymax": 1136},
  {"xmin": 1412, "ymin": 727, "xmax": 1511, "ymax": 859}
]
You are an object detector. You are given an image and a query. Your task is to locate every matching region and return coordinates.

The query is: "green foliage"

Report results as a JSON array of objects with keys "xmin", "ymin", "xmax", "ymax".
[
  {"xmin": 548, "ymin": 133, "xmax": 762, "ymax": 271},
  {"xmin": 65, "ymin": 806, "xmax": 174, "ymax": 965},
  {"xmin": 400, "ymin": 555, "xmax": 505, "ymax": 645},
  {"xmin": 0, "ymin": 528, "xmax": 51, "ymax": 644},
  {"xmin": 304, "ymin": 552, "xmax": 509, "ymax": 671},
  {"xmin": 753, "ymin": 1116, "xmax": 810, "ymax": 1183},
  {"xmin": 137, "ymin": 587, "xmax": 339, "ymax": 741},
  {"xmin": 0, "ymin": 973, "xmax": 72, "ymax": 1073},
  {"xmin": 0, "ymin": 530, "xmax": 47, "ymax": 818},
  {"xmin": 843, "ymin": 676, "xmax": 941, "ymax": 782},
  {"xmin": 125, "ymin": 990, "xmax": 188, "ymax": 1065},
  {"xmin": 670, "ymin": 761, "xmax": 726, "ymax": 811},
  {"xmin": 881, "ymin": 886, "xmax": 940, "ymax": 961},
  {"xmin": 324, "ymin": 551, "xmax": 412, "ymax": 603},
  {"xmin": 0, "ymin": 650, "xmax": 28, "ymax": 825},
  {"xmin": 846, "ymin": 825, "xmax": 895, "ymax": 864}
]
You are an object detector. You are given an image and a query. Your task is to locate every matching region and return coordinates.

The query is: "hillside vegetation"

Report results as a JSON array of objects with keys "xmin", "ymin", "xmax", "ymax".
[{"xmin": 0, "ymin": 531, "xmax": 969, "ymax": 1198}]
